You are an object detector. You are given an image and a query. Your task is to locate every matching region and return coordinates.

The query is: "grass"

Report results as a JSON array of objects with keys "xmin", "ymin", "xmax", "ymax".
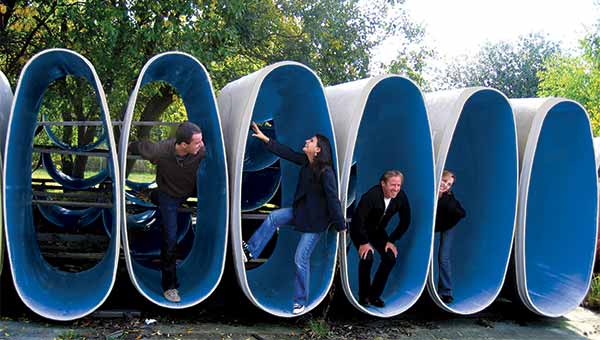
[
  {"xmin": 53, "ymin": 329, "xmax": 81, "ymax": 340},
  {"xmin": 307, "ymin": 318, "xmax": 331, "ymax": 338},
  {"xmin": 585, "ymin": 274, "xmax": 600, "ymax": 310},
  {"xmin": 32, "ymin": 169, "xmax": 156, "ymax": 184}
]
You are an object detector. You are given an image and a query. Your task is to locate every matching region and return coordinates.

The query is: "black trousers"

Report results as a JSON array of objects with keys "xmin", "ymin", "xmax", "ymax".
[{"xmin": 358, "ymin": 242, "xmax": 396, "ymax": 300}]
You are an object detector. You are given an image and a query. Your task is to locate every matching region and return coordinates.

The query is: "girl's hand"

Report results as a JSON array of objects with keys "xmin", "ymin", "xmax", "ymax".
[{"xmin": 251, "ymin": 122, "xmax": 270, "ymax": 143}]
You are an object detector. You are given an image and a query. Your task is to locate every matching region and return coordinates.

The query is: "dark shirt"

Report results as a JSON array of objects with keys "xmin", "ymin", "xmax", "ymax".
[
  {"xmin": 265, "ymin": 139, "xmax": 345, "ymax": 233},
  {"xmin": 351, "ymin": 185, "xmax": 411, "ymax": 247},
  {"xmin": 435, "ymin": 191, "xmax": 466, "ymax": 232},
  {"xmin": 129, "ymin": 138, "xmax": 205, "ymax": 198}
]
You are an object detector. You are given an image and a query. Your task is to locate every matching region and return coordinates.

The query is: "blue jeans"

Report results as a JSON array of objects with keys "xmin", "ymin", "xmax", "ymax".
[
  {"xmin": 437, "ymin": 227, "xmax": 455, "ymax": 296},
  {"xmin": 247, "ymin": 208, "xmax": 322, "ymax": 306},
  {"xmin": 157, "ymin": 191, "xmax": 185, "ymax": 291}
]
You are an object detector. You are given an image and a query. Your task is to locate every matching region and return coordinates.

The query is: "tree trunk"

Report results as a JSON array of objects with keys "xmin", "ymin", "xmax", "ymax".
[{"xmin": 125, "ymin": 85, "xmax": 174, "ymax": 176}]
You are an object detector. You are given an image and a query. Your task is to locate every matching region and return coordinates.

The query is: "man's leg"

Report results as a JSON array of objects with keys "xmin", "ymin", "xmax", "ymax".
[
  {"xmin": 247, "ymin": 208, "xmax": 293, "ymax": 258},
  {"xmin": 370, "ymin": 244, "xmax": 397, "ymax": 301},
  {"xmin": 158, "ymin": 191, "xmax": 182, "ymax": 293},
  {"xmin": 438, "ymin": 228, "xmax": 455, "ymax": 298},
  {"xmin": 292, "ymin": 232, "xmax": 322, "ymax": 308},
  {"xmin": 358, "ymin": 251, "xmax": 374, "ymax": 303}
]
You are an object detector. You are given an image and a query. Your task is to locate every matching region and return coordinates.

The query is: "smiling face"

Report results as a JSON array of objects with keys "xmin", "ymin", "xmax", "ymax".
[
  {"xmin": 182, "ymin": 132, "xmax": 204, "ymax": 155},
  {"xmin": 381, "ymin": 175, "xmax": 402, "ymax": 199},
  {"xmin": 302, "ymin": 135, "xmax": 321, "ymax": 157},
  {"xmin": 439, "ymin": 174, "xmax": 455, "ymax": 195}
]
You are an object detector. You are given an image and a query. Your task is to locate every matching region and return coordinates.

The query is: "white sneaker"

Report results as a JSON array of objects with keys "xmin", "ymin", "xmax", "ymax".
[
  {"xmin": 292, "ymin": 304, "xmax": 305, "ymax": 315},
  {"xmin": 164, "ymin": 289, "xmax": 181, "ymax": 303}
]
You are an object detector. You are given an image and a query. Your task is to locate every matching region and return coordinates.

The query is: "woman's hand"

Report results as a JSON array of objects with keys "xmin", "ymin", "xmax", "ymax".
[{"xmin": 251, "ymin": 122, "xmax": 270, "ymax": 143}]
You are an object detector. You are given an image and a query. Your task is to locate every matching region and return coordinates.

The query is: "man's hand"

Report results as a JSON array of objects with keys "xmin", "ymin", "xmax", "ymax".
[
  {"xmin": 358, "ymin": 243, "xmax": 374, "ymax": 260},
  {"xmin": 385, "ymin": 242, "xmax": 398, "ymax": 258}
]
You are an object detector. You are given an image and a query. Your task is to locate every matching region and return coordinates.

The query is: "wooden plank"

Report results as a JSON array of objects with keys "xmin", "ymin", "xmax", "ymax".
[{"xmin": 32, "ymin": 199, "xmax": 113, "ymax": 208}]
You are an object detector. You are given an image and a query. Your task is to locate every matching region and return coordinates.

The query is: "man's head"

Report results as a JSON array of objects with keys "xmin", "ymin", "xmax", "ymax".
[
  {"xmin": 439, "ymin": 169, "xmax": 455, "ymax": 194},
  {"xmin": 379, "ymin": 170, "xmax": 404, "ymax": 199},
  {"xmin": 176, "ymin": 121, "xmax": 203, "ymax": 155}
]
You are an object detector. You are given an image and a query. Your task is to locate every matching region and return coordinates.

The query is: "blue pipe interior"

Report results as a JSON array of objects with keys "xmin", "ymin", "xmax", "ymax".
[
  {"xmin": 42, "ymin": 113, "xmax": 107, "ymax": 152},
  {"xmin": 432, "ymin": 90, "xmax": 517, "ymax": 312},
  {"xmin": 125, "ymin": 53, "xmax": 227, "ymax": 304},
  {"xmin": 42, "ymin": 152, "xmax": 108, "ymax": 190},
  {"xmin": 241, "ymin": 167, "xmax": 281, "ymax": 212},
  {"xmin": 243, "ymin": 65, "xmax": 338, "ymax": 313},
  {"xmin": 4, "ymin": 50, "xmax": 119, "ymax": 319},
  {"xmin": 243, "ymin": 124, "xmax": 278, "ymax": 172},
  {"xmin": 346, "ymin": 77, "xmax": 435, "ymax": 314},
  {"xmin": 524, "ymin": 102, "xmax": 597, "ymax": 315},
  {"xmin": 36, "ymin": 204, "xmax": 103, "ymax": 229}
]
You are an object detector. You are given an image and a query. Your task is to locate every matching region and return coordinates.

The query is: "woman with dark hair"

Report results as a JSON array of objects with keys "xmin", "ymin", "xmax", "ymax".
[
  {"xmin": 435, "ymin": 170, "xmax": 466, "ymax": 304},
  {"xmin": 242, "ymin": 122, "xmax": 346, "ymax": 315}
]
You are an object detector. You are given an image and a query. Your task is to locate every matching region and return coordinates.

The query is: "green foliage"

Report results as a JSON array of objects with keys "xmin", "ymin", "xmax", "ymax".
[
  {"xmin": 538, "ymin": 30, "xmax": 600, "ymax": 135},
  {"xmin": 435, "ymin": 33, "xmax": 560, "ymax": 98},
  {"xmin": 306, "ymin": 318, "xmax": 331, "ymax": 338},
  {"xmin": 585, "ymin": 274, "xmax": 600, "ymax": 310}
]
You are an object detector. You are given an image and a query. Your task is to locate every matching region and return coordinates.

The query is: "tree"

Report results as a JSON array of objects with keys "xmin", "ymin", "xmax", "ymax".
[
  {"xmin": 433, "ymin": 33, "xmax": 560, "ymax": 98},
  {"xmin": 538, "ymin": 31, "xmax": 600, "ymax": 135},
  {"xmin": 0, "ymin": 0, "xmax": 430, "ymax": 176}
]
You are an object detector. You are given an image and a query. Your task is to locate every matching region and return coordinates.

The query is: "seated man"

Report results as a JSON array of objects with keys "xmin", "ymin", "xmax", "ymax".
[
  {"xmin": 129, "ymin": 121, "xmax": 205, "ymax": 303},
  {"xmin": 350, "ymin": 170, "xmax": 411, "ymax": 308}
]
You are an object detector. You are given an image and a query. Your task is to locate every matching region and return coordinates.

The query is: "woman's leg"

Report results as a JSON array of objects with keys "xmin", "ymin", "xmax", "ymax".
[
  {"xmin": 438, "ymin": 227, "xmax": 456, "ymax": 297},
  {"xmin": 247, "ymin": 208, "xmax": 294, "ymax": 257},
  {"xmin": 293, "ymin": 232, "xmax": 323, "ymax": 306}
]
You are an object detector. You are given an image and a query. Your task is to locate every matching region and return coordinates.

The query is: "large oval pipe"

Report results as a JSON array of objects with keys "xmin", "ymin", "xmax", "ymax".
[
  {"xmin": 119, "ymin": 51, "xmax": 228, "ymax": 308},
  {"xmin": 511, "ymin": 98, "xmax": 597, "ymax": 317},
  {"xmin": 2, "ymin": 49, "xmax": 121, "ymax": 320},
  {"xmin": 325, "ymin": 75, "xmax": 436, "ymax": 317},
  {"xmin": 218, "ymin": 62, "xmax": 340, "ymax": 317},
  {"xmin": 424, "ymin": 88, "xmax": 518, "ymax": 314},
  {"xmin": 0, "ymin": 71, "xmax": 13, "ymax": 273},
  {"xmin": 0, "ymin": 71, "xmax": 12, "ymax": 156}
]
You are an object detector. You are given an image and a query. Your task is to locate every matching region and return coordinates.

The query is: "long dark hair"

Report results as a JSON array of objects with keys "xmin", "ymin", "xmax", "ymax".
[{"xmin": 311, "ymin": 134, "xmax": 333, "ymax": 179}]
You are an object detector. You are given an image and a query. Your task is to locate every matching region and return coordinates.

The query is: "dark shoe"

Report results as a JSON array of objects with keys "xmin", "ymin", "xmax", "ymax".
[
  {"xmin": 370, "ymin": 297, "xmax": 385, "ymax": 308},
  {"xmin": 441, "ymin": 295, "xmax": 454, "ymax": 304},
  {"xmin": 358, "ymin": 297, "xmax": 370, "ymax": 306},
  {"xmin": 242, "ymin": 241, "xmax": 253, "ymax": 263}
]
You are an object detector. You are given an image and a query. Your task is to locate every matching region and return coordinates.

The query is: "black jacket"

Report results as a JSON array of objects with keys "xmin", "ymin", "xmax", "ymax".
[
  {"xmin": 435, "ymin": 191, "xmax": 466, "ymax": 232},
  {"xmin": 265, "ymin": 139, "xmax": 345, "ymax": 233},
  {"xmin": 350, "ymin": 185, "xmax": 411, "ymax": 247}
]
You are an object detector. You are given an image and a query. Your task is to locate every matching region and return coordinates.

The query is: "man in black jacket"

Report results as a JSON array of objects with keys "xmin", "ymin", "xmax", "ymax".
[
  {"xmin": 435, "ymin": 170, "xmax": 466, "ymax": 304},
  {"xmin": 350, "ymin": 170, "xmax": 411, "ymax": 308}
]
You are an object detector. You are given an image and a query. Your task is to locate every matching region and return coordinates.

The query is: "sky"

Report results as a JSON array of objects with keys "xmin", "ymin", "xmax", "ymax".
[{"xmin": 373, "ymin": 0, "xmax": 600, "ymax": 69}]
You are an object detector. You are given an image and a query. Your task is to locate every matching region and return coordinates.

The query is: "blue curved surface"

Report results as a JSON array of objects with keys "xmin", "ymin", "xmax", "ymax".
[
  {"xmin": 104, "ymin": 209, "xmax": 191, "ymax": 256},
  {"xmin": 243, "ymin": 124, "xmax": 278, "ymax": 172},
  {"xmin": 37, "ymin": 204, "xmax": 103, "ymax": 229},
  {"xmin": 127, "ymin": 209, "xmax": 157, "ymax": 230},
  {"xmin": 243, "ymin": 64, "xmax": 339, "ymax": 314},
  {"xmin": 41, "ymin": 152, "xmax": 108, "ymax": 190},
  {"xmin": 125, "ymin": 192, "xmax": 156, "ymax": 208},
  {"xmin": 3, "ymin": 49, "xmax": 120, "ymax": 320},
  {"xmin": 524, "ymin": 101, "xmax": 596, "ymax": 316},
  {"xmin": 241, "ymin": 166, "xmax": 280, "ymax": 212},
  {"xmin": 121, "ymin": 52, "xmax": 228, "ymax": 307},
  {"xmin": 126, "ymin": 179, "xmax": 157, "ymax": 192},
  {"xmin": 346, "ymin": 77, "xmax": 435, "ymax": 315},
  {"xmin": 42, "ymin": 113, "xmax": 107, "ymax": 152},
  {"xmin": 432, "ymin": 90, "xmax": 517, "ymax": 313}
]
